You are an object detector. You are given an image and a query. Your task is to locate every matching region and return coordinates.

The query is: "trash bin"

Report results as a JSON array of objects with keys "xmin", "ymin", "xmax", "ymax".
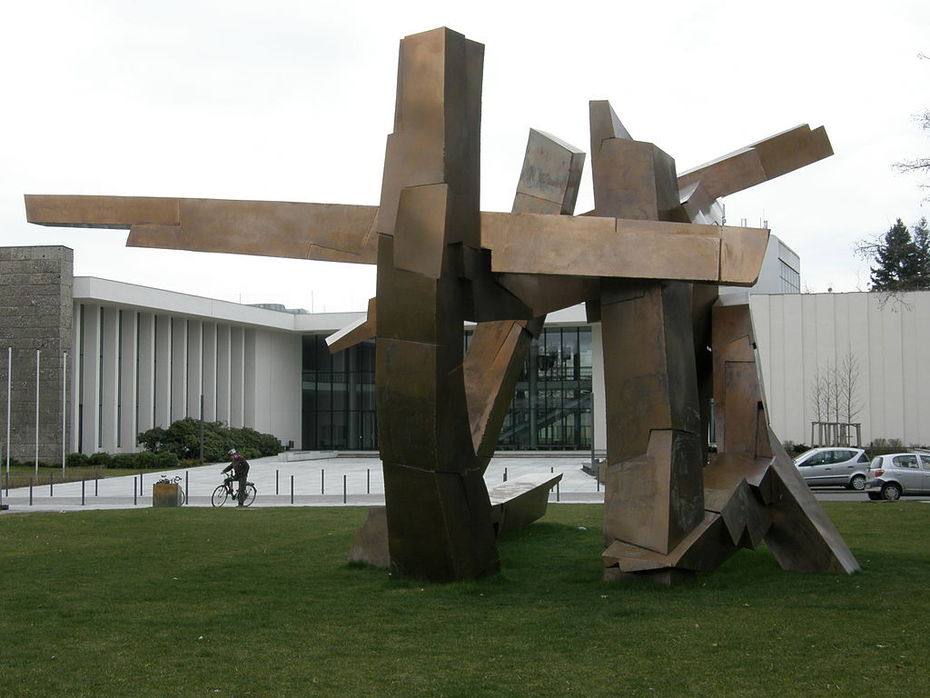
[{"xmin": 153, "ymin": 482, "xmax": 182, "ymax": 507}]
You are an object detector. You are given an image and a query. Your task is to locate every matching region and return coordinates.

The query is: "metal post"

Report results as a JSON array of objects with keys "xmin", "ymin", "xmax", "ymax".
[
  {"xmin": 29, "ymin": 478, "xmax": 33, "ymax": 506},
  {"xmin": 290, "ymin": 474, "xmax": 294, "ymax": 505},
  {"xmin": 503, "ymin": 467, "xmax": 507, "ymax": 482},
  {"xmin": 343, "ymin": 474, "xmax": 347, "ymax": 504},
  {"xmin": 590, "ymin": 390, "xmax": 596, "ymax": 470},
  {"xmin": 134, "ymin": 477, "xmax": 137, "ymax": 506},
  {"xmin": 367, "ymin": 468, "xmax": 370, "ymax": 494},
  {"xmin": 95, "ymin": 468, "xmax": 99, "ymax": 496},
  {"xmin": 321, "ymin": 469, "xmax": 325, "ymax": 494},
  {"xmin": 556, "ymin": 481, "xmax": 560, "ymax": 502},
  {"xmin": 5, "ymin": 347, "xmax": 11, "ymax": 491},
  {"xmin": 275, "ymin": 469, "xmax": 279, "ymax": 495},
  {"xmin": 81, "ymin": 479, "xmax": 85, "ymax": 506},
  {"xmin": 49, "ymin": 470, "xmax": 53, "ymax": 496},
  {"xmin": 185, "ymin": 470, "xmax": 189, "ymax": 500},
  {"xmin": 35, "ymin": 349, "xmax": 40, "ymax": 476},
  {"xmin": 62, "ymin": 351, "xmax": 67, "ymax": 472},
  {"xmin": 198, "ymin": 394, "xmax": 204, "ymax": 462}
]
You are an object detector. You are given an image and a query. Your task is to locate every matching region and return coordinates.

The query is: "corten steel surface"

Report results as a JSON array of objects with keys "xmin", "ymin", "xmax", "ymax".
[
  {"xmin": 26, "ymin": 195, "xmax": 380, "ymax": 264},
  {"xmin": 26, "ymin": 25, "xmax": 857, "ymax": 582},
  {"xmin": 26, "ymin": 195, "xmax": 768, "ymax": 285},
  {"xmin": 601, "ymin": 300, "xmax": 859, "ymax": 577},
  {"xmin": 487, "ymin": 473, "xmax": 563, "ymax": 537},
  {"xmin": 463, "ymin": 128, "xmax": 583, "ymax": 468}
]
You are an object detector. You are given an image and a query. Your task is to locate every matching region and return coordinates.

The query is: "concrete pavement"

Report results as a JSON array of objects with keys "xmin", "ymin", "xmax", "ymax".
[{"xmin": 0, "ymin": 453, "xmax": 606, "ymax": 514}]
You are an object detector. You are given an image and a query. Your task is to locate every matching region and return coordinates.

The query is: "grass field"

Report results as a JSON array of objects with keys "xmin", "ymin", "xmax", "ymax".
[
  {"xmin": 1, "ymin": 502, "xmax": 927, "ymax": 696},
  {"xmin": 4, "ymin": 465, "xmax": 172, "ymax": 490}
]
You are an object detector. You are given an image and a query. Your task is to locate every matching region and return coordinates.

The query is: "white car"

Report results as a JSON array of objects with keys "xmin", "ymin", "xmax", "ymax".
[
  {"xmin": 793, "ymin": 447, "xmax": 871, "ymax": 490},
  {"xmin": 865, "ymin": 452, "xmax": 930, "ymax": 501}
]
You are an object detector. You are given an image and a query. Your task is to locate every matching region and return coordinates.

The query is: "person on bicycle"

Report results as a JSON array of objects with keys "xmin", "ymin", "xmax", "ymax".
[{"xmin": 221, "ymin": 449, "xmax": 251, "ymax": 507}]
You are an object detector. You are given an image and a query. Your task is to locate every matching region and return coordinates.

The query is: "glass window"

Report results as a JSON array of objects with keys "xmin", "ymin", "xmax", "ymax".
[
  {"xmin": 301, "ymin": 327, "xmax": 593, "ymax": 451},
  {"xmin": 892, "ymin": 455, "xmax": 918, "ymax": 469}
]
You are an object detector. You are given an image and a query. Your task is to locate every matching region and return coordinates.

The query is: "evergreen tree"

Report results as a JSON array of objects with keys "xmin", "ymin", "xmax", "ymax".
[{"xmin": 866, "ymin": 218, "xmax": 930, "ymax": 292}]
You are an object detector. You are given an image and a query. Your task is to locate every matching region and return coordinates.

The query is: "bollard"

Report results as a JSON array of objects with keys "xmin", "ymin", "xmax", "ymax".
[
  {"xmin": 556, "ymin": 481, "xmax": 560, "ymax": 503},
  {"xmin": 140, "ymin": 472, "xmax": 143, "ymax": 494},
  {"xmin": 50, "ymin": 471, "xmax": 54, "ymax": 497},
  {"xmin": 30, "ymin": 479, "xmax": 34, "ymax": 506},
  {"xmin": 321, "ymin": 469, "xmax": 325, "ymax": 495},
  {"xmin": 550, "ymin": 466, "xmax": 554, "ymax": 474},
  {"xmin": 81, "ymin": 480, "xmax": 85, "ymax": 506},
  {"xmin": 134, "ymin": 477, "xmax": 137, "ymax": 506},
  {"xmin": 185, "ymin": 470, "xmax": 189, "ymax": 502},
  {"xmin": 367, "ymin": 468, "xmax": 370, "ymax": 494},
  {"xmin": 596, "ymin": 469, "xmax": 600, "ymax": 492},
  {"xmin": 343, "ymin": 474, "xmax": 347, "ymax": 504},
  {"xmin": 276, "ymin": 469, "xmax": 279, "ymax": 495},
  {"xmin": 503, "ymin": 467, "xmax": 507, "ymax": 482},
  {"xmin": 290, "ymin": 474, "xmax": 294, "ymax": 505},
  {"xmin": 95, "ymin": 470, "xmax": 98, "ymax": 496}
]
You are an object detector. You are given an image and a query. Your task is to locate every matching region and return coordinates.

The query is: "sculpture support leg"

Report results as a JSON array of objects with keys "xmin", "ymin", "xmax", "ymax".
[
  {"xmin": 375, "ymin": 29, "xmax": 498, "ymax": 582},
  {"xmin": 601, "ymin": 280, "xmax": 704, "ymax": 555}
]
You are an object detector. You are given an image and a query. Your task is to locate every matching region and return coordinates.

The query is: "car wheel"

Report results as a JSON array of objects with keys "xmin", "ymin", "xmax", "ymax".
[
  {"xmin": 868, "ymin": 492, "xmax": 881, "ymax": 501},
  {"xmin": 881, "ymin": 483, "xmax": 902, "ymax": 501},
  {"xmin": 849, "ymin": 475, "xmax": 866, "ymax": 491}
]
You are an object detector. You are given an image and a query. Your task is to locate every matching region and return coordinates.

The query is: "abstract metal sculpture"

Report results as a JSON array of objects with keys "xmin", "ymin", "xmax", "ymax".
[{"xmin": 26, "ymin": 26, "xmax": 859, "ymax": 581}]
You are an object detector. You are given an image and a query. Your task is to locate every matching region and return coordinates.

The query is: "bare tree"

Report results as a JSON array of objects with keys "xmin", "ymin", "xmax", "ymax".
[
  {"xmin": 838, "ymin": 352, "xmax": 861, "ymax": 425},
  {"xmin": 809, "ymin": 365, "xmax": 826, "ymax": 422},
  {"xmin": 808, "ymin": 353, "xmax": 862, "ymax": 445}
]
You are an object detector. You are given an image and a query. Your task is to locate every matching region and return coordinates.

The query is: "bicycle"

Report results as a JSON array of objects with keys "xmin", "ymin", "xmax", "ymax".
[
  {"xmin": 212, "ymin": 475, "xmax": 257, "ymax": 507},
  {"xmin": 156, "ymin": 474, "xmax": 186, "ymax": 505}
]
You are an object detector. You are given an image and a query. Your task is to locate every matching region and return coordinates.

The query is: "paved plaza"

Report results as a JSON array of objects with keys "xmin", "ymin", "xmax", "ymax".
[{"xmin": 0, "ymin": 453, "xmax": 606, "ymax": 513}]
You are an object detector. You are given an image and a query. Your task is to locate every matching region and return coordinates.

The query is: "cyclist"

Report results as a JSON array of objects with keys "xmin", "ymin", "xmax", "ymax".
[{"xmin": 221, "ymin": 449, "xmax": 251, "ymax": 507}]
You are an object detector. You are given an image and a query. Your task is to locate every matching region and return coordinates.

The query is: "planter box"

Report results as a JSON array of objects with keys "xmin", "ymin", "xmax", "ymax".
[{"xmin": 153, "ymin": 483, "xmax": 182, "ymax": 507}]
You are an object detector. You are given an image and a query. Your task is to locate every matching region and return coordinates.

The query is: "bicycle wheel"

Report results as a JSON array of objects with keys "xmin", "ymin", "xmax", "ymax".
[
  {"xmin": 177, "ymin": 486, "xmax": 187, "ymax": 505},
  {"xmin": 211, "ymin": 485, "xmax": 228, "ymax": 507},
  {"xmin": 242, "ymin": 484, "xmax": 257, "ymax": 507}
]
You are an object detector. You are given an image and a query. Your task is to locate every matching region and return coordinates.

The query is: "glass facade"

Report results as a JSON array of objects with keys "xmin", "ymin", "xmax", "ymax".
[
  {"xmin": 778, "ymin": 258, "xmax": 800, "ymax": 294},
  {"xmin": 301, "ymin": 336, "xmax": 377, "ymax": 450},
  {"xmin": 301, "ymin": 327, "xmax": 593, "ymax": 451}
]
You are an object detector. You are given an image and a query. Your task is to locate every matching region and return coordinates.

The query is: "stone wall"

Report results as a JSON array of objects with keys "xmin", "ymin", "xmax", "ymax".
[{"xmin": 0, "ymin": 246, "xmax": 73, "ymax": 464}]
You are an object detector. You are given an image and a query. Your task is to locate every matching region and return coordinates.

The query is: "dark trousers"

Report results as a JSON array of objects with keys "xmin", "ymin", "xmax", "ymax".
[{"xmin": 236, "ymin": 465, "xmax": 250, "ymax": 505}]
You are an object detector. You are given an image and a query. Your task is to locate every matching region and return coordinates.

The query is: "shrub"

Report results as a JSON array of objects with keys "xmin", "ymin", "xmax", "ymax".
[
  {"xmin": 66, "ymin": 452, "xmax": 90, "ymax": 468},
  {"xmin": 137, "ymin": 419, "xmax": 281, "ymax": 463},
  {"xmin": 89, "ymin": 452, "xmax": 112, "ymax": 467},
  {"xmin": 155, "ymin": 452, "xmax": 179, "ymax": 469}
]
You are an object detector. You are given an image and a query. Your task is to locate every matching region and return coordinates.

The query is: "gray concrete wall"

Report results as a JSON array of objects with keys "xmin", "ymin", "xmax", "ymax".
[{"xmin": 0, "ymin": 246, "xmax": 73, "ymax": 464}]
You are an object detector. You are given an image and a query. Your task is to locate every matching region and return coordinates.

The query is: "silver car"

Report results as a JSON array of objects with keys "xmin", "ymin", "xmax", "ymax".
[
  {"xmin": 866, "ymin": 452, "xmax": 930, "ymax": 501},
  {"xmin": 793, "ymin": 447, "xmax": 871, "ymax": 490}
]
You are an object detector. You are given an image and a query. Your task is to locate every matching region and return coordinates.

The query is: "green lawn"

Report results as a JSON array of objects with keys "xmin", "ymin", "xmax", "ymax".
[
  {"xmin": 3, "ymin": 465, "xmax": 184, "ymax": 490},
  {"xmin": 1, "ymin": 502, "xmax": 927, "ymax": 696}
]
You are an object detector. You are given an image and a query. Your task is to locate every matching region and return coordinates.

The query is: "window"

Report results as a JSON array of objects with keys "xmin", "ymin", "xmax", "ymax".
[
  {"xmin": 920, "ymin": 455, "xmax": 930, "ymax": 470},
  {"xmin": 301, "ymin": 326, "xmax": 593, "ymax": 451},
  {"xmin": 892, "ymin": 455, "xmax": 918, "ymax": 469},
  {"xmin": 778, "ymin": 259, "xmax": 800, "ymax": 294}
]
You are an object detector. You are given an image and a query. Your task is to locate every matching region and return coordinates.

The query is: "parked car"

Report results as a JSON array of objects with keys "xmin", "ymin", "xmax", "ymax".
[
  {"xmin": 793, "ymin": 447, "xmax": 871, "ymax": 490},
  {"xmin": 865, "ymin": 452, "xmax": 930, "ymax": 501}
]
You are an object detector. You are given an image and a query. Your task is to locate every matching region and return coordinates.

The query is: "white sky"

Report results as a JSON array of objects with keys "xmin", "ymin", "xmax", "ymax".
[{"xmin": 1, "ymin": 0, "xmax": 928, "ymax": 310}]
